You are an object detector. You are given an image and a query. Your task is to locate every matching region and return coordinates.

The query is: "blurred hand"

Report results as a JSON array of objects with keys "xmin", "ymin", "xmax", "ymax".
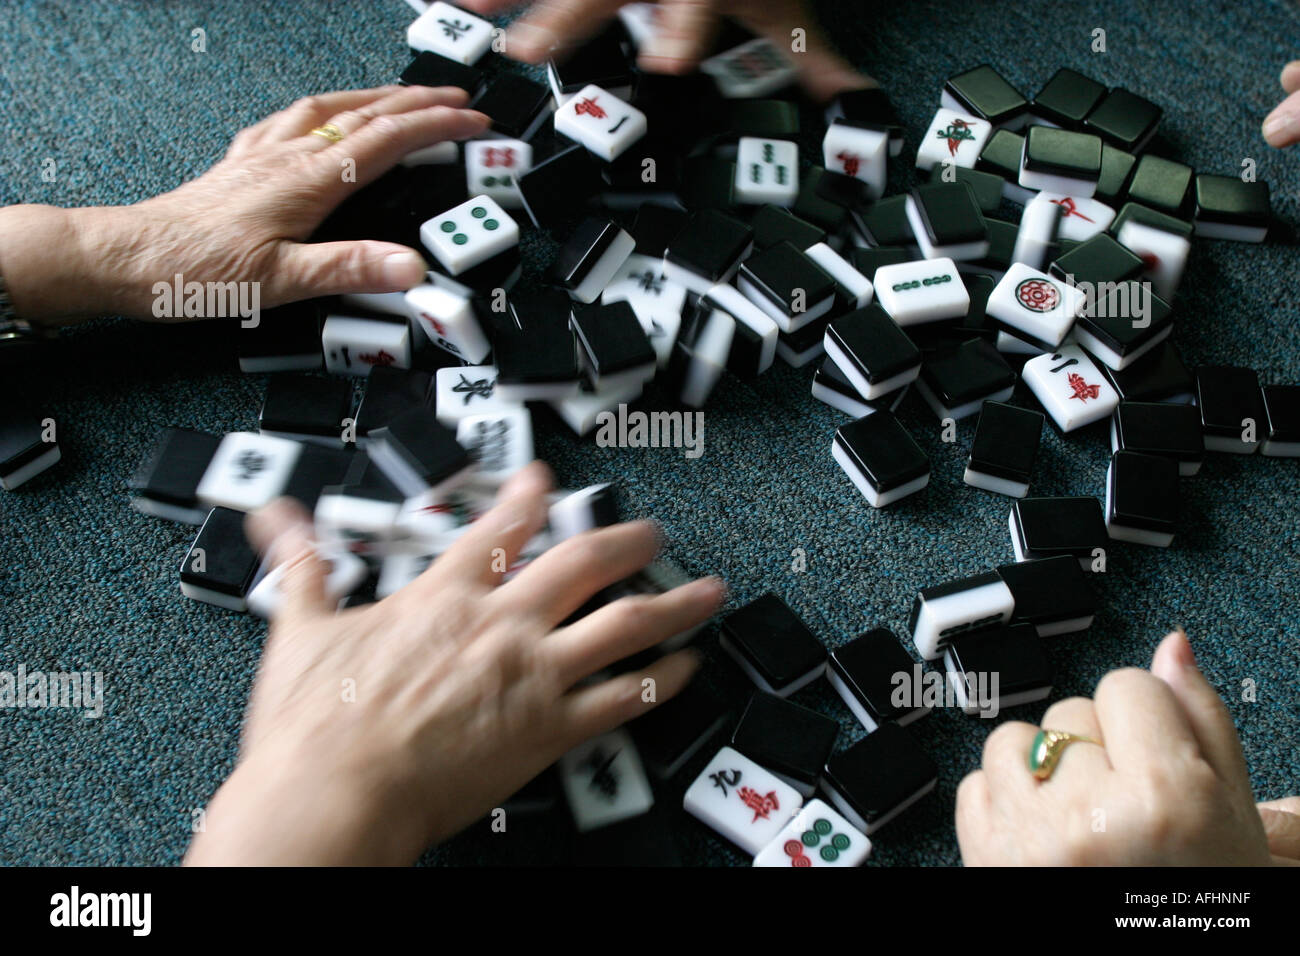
[
  {"xmin": 0, "ymin": 85, "xmax": 489, "ymax": 327},
  {"xmin": 956, "ymin": 630, "xmax": 1274, "ymax": 866},
  {"xmin": 1263, "ymin": 60, "xmax": 1300, "ymax": 147},
  {"xmin": 462, "ymin": 0, "xmax": 872, "ymax": 102},
  {"xmin": 185, "ymin": 462, "xmax": 724, "ymax": 865}
]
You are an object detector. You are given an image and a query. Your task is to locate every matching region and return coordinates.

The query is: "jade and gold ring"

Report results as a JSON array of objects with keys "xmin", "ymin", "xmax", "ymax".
[{"xmin": 1028, "ymin": 729, "xmax": 1100, "ymax": 781}]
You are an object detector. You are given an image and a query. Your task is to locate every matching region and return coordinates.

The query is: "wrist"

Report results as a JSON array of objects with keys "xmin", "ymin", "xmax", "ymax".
[
  {"xmin": 0, "ymin": 204, "xmax": 146, "ymax": 327},
  {"xmin": 185, "ymin": 749, "xmax": 428, "ymax": 866}
]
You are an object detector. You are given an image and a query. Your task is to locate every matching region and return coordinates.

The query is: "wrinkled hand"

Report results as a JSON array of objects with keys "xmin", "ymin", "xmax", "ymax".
[
  {"xmin": 185, "ymin": 462, "xmax": 724, "ymax": 866},
  {"xmin": 462, "ymin": 0, "xmax": 871, "ymax": 102},
  {"xmin": 956, "ymin": 630, "xmax": 1274, "ymax": 866},
  {"xmin": 1263, "ymin": 60, "xmax": 1300, "ymax": 147},
  {"xmin": 2, "ymin": 85, "xmax": 488, "ymax": 327}
]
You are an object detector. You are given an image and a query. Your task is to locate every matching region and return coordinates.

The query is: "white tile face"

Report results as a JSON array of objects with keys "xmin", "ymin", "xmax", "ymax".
[
  {"xmin": 420, "ymin": 196, "xmax": 520, "ymax": 276},
  {"xmin": 464, "ymin": 139, "xmax": 532, "ymax": 209},
  {"xmin": 322, "ymin": 316, "xmax": 412, "ymax": 377},
  {"xmin": 683, "ymin": 747, "xmax": 803, "ymax": 855},
  {"xmin": 873, "ymin": 258, "xmax": 969, "ymax": 326},
  {"xmin": 915, "ymin": 109, "xmax": 991, "ymax": 171},
  {"xmin": 456, "ymin": 407, "xmax": 533, "ymax": 486},
  {"xmin": 823, "ymin": 122, "xmax": 889, "ymax": 199},
  {"xmin": 1115, "ymin": 221, "xmax": 1190, "ymax": 301},
  {"xmin": 805, "ymin": 243, "xmax": 873, "ymax": 308},
  {"xmin": 406, "ymin": 2, "xmax": 493, "ymax": 64},
  {"xmin": 752, "ymin": 799, "xmax": 871, "ymax": 867},
  {"xmin": 196, "ymin": 432, "xmax": 301, "ymax": 512},
  {"xmin": 986, "ymin": 263, "xmax": 1086, "ymax": 349},
  {"xmin": 734, "ymin": 137, "xmax": 799, "ymax": 205},
  {"xmin": 701, "ymin": 38, "xmax": 798, "ymax": 98},
  {"xmin": 434, "ymin": 365, "xmax": 521, "ymax": 425},
  {"xmin": 559, "ymin": 729, "xmax": 654, "ymax": 832},
  {"xmin": 1030, "ymin": 192, "xmax": 1114, "ymax": 242},
  {"xmin": 405, "ymin": 283, "xmax": 491, "ymax": 364},
  {"xmin": 554, "ymin": 85, "xmax": 647, "ymax": 161},
  {"xmin": 1022, "ymin": 345, "xmax": 1119, "ymax": 431}
]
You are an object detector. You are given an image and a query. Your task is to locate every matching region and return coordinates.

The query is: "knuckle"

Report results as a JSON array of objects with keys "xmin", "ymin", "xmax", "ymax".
[
  {"xmin": 1041, "ymin": 696, "xmax": 1094, "ymax": 727},
  {"xmin": 983, "ymin": 721, "xmax": 1031, "ymax": 765},
  {"xmin": 365, "ymin": 114, "xmax": 406, "ymax": 139},
  {"xmin": 607, "ymin": 595, "xmax": 656, "ymax": 632}
]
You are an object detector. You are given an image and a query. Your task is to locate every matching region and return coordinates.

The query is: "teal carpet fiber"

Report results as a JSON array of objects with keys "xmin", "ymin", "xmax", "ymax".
[{"xmin": 1, "ymin": 0, "xmax": 1298, "ymax": 865}]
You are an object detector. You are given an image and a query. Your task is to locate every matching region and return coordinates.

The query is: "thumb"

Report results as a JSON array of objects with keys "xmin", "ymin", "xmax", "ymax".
[
  {"xmin": 1150, "ymin": 629, "xmax": 1255, "ymax": 804},
  {"xmin": 270, "ymin": 240, "xmax": 427, "ymax": 306},
  {"xmin": 245, "ymin": 498, "xmax": 332, "ymax": 623},
  {"xmin": 1263, "ymin": 88, "xmax": 1300, "ymax": 148},
  {"xmin": 1258, "ymin": 805, "xmax": 1300, "ymax": 860}
]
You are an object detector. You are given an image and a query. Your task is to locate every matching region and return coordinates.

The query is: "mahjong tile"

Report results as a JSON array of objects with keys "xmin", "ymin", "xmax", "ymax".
[
  {"xmin": 1022, "ymin": 345, "xmax": 1118, "ymax": 432},
  {"xmin": 420, "ymin": 195, "xmax": 520, "ymax": 276},
  {"xmin": 554, "ymin": 84, "xmax": 647, "ymax": 161},
  {"xmin": 559, "ymin": 729, "xmax": 654, "ymax": 832},
  {"xmin": 752, "ymin": 798, "xmax": 871, "ymax": 867},
  {"xmin": 683, "ymin": 746, "xmax": 802, "ymax": 855},
  {"xmin": 196, "ymin": 432, "xmax": 302, "ymax": 513}
]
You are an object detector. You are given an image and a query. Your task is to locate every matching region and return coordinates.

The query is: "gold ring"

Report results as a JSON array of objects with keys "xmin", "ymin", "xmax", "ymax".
[
  {"xmin": 309, "ymin": 123, "xmax": 345, "ymax": 144},
  {"xmin": 1028, "ymin": 729, "xmax": 1100, "ymax": 781}
]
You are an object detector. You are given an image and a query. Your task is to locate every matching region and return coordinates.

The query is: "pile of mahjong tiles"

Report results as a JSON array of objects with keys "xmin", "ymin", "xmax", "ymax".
[{"xmin": 109, "ymin": 1, "xmax": 1300, "ymax": 865}]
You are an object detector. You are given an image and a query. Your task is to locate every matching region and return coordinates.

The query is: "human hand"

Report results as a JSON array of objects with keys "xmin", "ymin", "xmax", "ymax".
[
  {"xmin": 184, "ymin": 462, "xmax": 725, "ymax": 866},
  {"xmin": 0, "ymin": 85, "xmax": 489, "ymax": 328},
  {"xmin": 461, "ymin": 0, "xmax": 872, "ymax": 102},
  {"xmin": 1263, "ymin": 60, "xmax": 1300, "ymax": 147},
  {"xmin": 956, "ymin": 630, "xmax": 1272, "ymax": 866}
]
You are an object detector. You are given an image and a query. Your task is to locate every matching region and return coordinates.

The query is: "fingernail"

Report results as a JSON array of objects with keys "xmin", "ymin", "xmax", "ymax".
[
  {"xmin": 1169, "ymin": 628, "xmax": 1196, "ymax": 669},
  {"xmin": 1263, "ymin": 111, "xmax": 1298, "ymax": 146},
  {"xmin": 382, "ymin": 251, "xmax": 427, "ymax": 288}
]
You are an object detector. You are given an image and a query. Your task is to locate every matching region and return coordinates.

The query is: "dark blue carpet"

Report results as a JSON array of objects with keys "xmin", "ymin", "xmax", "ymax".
[{"xmin": 1, "ymin": 0, "xmax": 1298, "ymax": 866}]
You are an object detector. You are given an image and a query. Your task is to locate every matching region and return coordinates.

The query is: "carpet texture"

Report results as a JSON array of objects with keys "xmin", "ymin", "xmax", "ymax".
[{"xmin": 1, "ymin": 0, "xmax": 1298, "ymax": 866}]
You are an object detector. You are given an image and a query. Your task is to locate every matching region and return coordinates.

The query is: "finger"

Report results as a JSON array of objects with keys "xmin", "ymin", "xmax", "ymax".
[
  {"xmin": 320, "ymin": 105, "xmax": 490, "ymax": 189},
  {"xmin": 1038, "ymin": 696, "xmax": 1112, "ymax": 774},
  {"xmin": 1281, "ymin": 60, "xmax": 1300, "ymax": 95},
  {"xmin": 267, "ymin": 240, "xmax": 429, "ymax": 306},
  {"xmin": 254, "ymin": 86, "xmax": 408, "ymax": 145},
  {"xmin": 1263, "ymin": 88, "xmax": 1300, "ymax": 147},
  {"xmin": 1259, "ymin": 808, "xmax": 1300, "ymax": 860},
  {"xmin": 954, "ymin": 770, "xmax": 993, "ymax": 865},
  {"xmin": 561, "ymin": 648, "xmax": 700, "ymax": 741},
  {"xmin": 244, "ymin": 498, "xmax": 332, "ymax": 621},
  {"xmin": 979, "ymin": 719, "xmax": 1043, "ymax": 797},
  {"xmin": 492, "ymin": 520, "xmax": 661, "ymax": 626},
  {"xmin": 413, "ymin": 461, "xmax": 553, "ymax": 594},
  {"xmin": 1093, "ymin": 665, "xmax": 1203, "ymax": 777},
  {"xmin": 547, "ymin": 576, "xmax": 725, "ymax": 686},
  {"xmin": 301, "ymin": 85, "xmax": 472, "ymax": 150},
  {"xmin": 738, "ymin": 4, "xmax": 873, "ymax": 102},
  {"xmin": 503, "ymin": 0, "xmax": 629, "ymax": 64},
  {"xmin": 639, "ymin": 0, "xmax": 719, "ymax": 74},
  {"xmin": 1149, "ymin": 629, "xmax": 1255, "ymax": 803},
  {"xmin": 1258, "ymin": 796, "xmax": 1300, "ymax": 814}
]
